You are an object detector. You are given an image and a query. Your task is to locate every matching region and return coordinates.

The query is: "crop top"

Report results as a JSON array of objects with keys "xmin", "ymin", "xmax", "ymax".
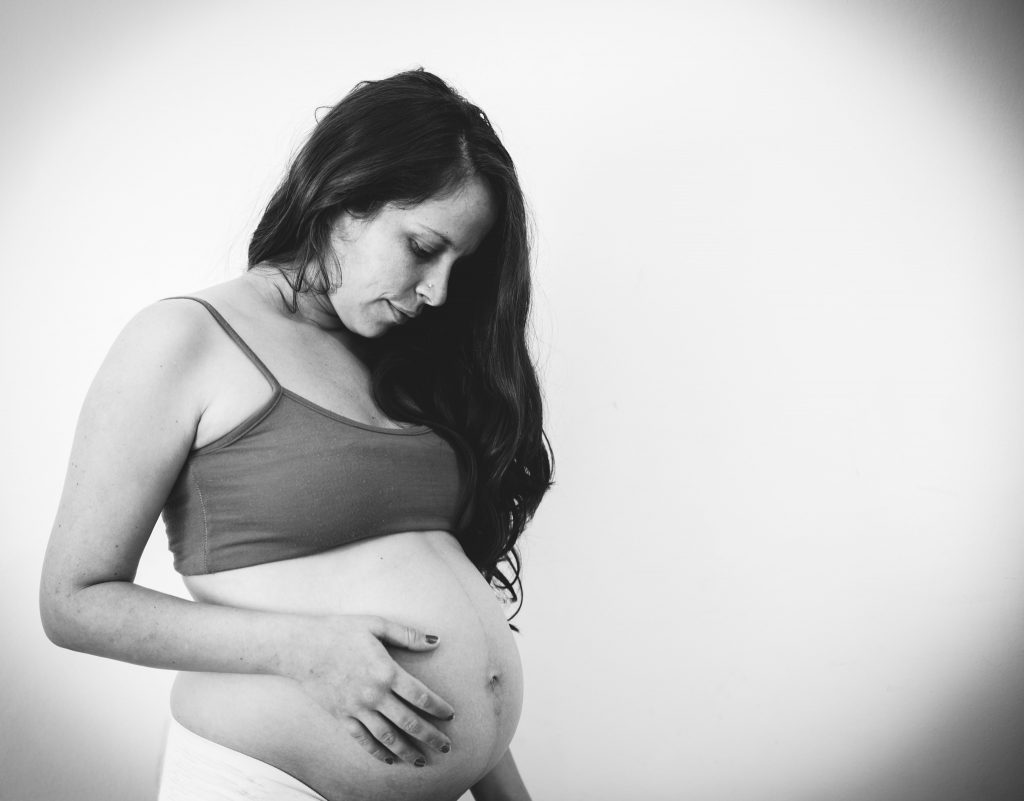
[{"xmin": 160, "ymin": 297, "xmax": 464, "ymax": 575}]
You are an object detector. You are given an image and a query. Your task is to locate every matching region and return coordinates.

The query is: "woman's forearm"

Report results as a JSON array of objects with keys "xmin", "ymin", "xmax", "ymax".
[
  {"xmin": 41, "ymin": 579, "xmax": 303, "ymax": 677},
  {"xmin": 471, "ymin": 749, "xmax": 532, "ymax": 801}
]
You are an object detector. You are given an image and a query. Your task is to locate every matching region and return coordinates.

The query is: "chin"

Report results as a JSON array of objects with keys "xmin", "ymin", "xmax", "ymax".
[
  {"xmin": 357, "ymin": 320, "xmax": 396, "ymax": 339},
  {"xmin": 337, "ymin": 313, "xmax": 389, "ymax": 339}
]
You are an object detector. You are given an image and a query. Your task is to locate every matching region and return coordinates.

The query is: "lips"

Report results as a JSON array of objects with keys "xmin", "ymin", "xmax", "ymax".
[{"xmin": 387, "ymin": 301, "xmax": 419, "ymax": 323}]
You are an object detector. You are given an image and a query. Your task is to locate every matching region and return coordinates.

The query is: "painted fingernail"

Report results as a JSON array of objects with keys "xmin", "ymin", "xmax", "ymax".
[
  {"xmin": 385, "ymin": 758, "xmax": 394, "ymax": 765},
  {"xmin": 414, "ymin": 757, "xmax": 426, "ymax": 767},
  {"xmin": 441, "ymin": 744, "xmax": 451, "ymax": 753},
  {"xmin": 446, "ymin": 713, "xmax": 455, "ymax": 721},
  {"xmin": 425, "ymin": 635, "xmax": 438, "ymax": 644}
]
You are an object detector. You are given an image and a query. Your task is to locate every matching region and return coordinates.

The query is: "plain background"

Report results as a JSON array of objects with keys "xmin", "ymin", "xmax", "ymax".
[{"xmin": 3, "ymin": 1, "xmax": 1024, "ymax": 799}]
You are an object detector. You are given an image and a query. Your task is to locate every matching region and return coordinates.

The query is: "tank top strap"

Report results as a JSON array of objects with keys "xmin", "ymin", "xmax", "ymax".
[{"xmin": 163, "ymin": 296, "xmax": 280, "ymax": 389}]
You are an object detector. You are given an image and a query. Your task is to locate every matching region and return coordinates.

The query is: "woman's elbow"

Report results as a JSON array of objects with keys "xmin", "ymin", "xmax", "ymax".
[
  {"xmin": 39, "ymin": 586, "xmax": 73, "ymax": 648},
  {"xmin": 38, "ymin": 576, "xmax": 88, "ymax": 650}
]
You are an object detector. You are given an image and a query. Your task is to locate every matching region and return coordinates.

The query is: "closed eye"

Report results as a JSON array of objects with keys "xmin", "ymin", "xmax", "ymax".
[{"xmin": 408, "ymin": 239, "xmax": 436, "ymax": 261}]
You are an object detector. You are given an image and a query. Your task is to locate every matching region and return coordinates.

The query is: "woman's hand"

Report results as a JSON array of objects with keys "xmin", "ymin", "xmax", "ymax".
[
  {"xmin": 283, "ymin": 614, "xmax": 455, "ymax": 766},
  {"xmin": 39, "ymin": 302, "xmax": 453, "ymax": 768}
]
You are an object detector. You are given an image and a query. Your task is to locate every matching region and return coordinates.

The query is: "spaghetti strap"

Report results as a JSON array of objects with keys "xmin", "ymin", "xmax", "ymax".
[{"xmin": 163, "ymin": 296, "xmax": 280, "ymax": 389}]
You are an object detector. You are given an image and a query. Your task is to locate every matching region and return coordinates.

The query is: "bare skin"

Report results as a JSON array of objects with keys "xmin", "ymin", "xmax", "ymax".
[{"xmin": 40, "ymin": 179, "xmax": 533, "ymax": 800}]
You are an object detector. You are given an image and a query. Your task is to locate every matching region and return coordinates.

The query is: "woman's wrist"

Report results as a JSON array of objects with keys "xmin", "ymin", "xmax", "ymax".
[{"xmin": 272, "ymin": 612, "xmax": 327, "ymax": 680}]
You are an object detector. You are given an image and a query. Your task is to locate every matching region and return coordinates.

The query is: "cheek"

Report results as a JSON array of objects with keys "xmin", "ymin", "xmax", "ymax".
[
  {"xmin": 346, "ymin": 241, "xmax": 420, "ymax": 298},
  {"xmin": 380, "ymin": 261, "xmax": 421, "ymax": 295}
]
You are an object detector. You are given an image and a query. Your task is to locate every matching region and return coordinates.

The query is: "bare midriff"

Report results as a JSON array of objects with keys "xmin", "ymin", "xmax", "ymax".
[{"xmin": 170, "ymin": 530, "xmax": 523, "ymax": 801}]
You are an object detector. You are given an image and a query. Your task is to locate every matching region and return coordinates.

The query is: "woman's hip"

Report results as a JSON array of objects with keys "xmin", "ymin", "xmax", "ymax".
[{"xmin": 158, "ymin": 715, "xmax": 330, "ymax": 801}]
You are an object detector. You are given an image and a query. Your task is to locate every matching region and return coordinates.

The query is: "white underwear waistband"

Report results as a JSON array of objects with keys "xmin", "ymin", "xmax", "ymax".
[{"xmin": 157, "ymin": 716, "xmax": 329, "ymax": 801}]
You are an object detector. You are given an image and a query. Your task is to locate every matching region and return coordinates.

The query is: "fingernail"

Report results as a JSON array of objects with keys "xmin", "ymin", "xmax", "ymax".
[
  {"xmin": 425, "ymin": 635, "xmax": 438, "ymax": 644},
  {"xmin": 441, "ymin": 744, "xmax": 451, "ymax": 753},
  {"xmin": 385, "ymin": 758, "xmax": 394, "ymax": 765},
  {"xmin": 446, "ymin": 713, "xmax": 455, "ymax": 721},
  {"xmin": 414, "ymin": 757, "xmax": 426, "ymax": 767}
]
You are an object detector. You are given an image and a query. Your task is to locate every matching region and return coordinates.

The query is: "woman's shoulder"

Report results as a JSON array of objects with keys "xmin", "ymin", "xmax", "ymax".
[
  {"xmin": 127, "ymin": 277, "xmax": 253, "ymax": 339},
  {"xmin": 109, "ymin": 279, "xmax": 254, "ymax": 379},
  {"xmin": 120, "ymin": 296, "xmax": 216, "ymax": 359}
]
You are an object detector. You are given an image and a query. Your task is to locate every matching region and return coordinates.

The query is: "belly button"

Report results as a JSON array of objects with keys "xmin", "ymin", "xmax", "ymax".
[{"xmin": 485, "ymin": 671, "xmax": 505, "ymax": 714}]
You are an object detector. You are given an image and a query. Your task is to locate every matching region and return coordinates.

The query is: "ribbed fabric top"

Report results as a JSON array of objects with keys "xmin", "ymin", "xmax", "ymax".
[{"xmin": 160, "ymin": 297, "xmax": 463, "ymax": 575}]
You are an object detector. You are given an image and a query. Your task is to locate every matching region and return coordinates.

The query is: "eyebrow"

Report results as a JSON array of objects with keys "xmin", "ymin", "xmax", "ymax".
[{"xmin": 421, "ymin": 226, "xmax": 454, "ymax": 250}]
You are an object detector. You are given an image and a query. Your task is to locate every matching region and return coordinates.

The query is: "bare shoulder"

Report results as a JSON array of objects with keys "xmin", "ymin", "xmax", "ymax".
[
  {"xmin": 107, "ymin": 296, "xmax": 230, "ymax": 376},
  {"xmin": 122, "ymin": 294, "xmax": 217, "ymax": 340},
  {"xmin": 42, "ymin": 298, "xmax": 229, "ymax": 594},
  {"xmin": 87, "ymin": 296, "xmax": 239, "ymax": 428}
]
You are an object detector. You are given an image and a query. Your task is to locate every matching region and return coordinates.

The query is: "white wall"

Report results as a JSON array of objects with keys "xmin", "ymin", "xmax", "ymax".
[{"xmin": 4, "ymin": 1, "xmax": 1024, "ymax": 799}]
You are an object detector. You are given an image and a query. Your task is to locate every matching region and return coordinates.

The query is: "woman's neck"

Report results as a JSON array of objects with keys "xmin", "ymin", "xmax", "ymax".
[{"xmin": 243, "ymin": 266, "xmax": 371, "ymax": 357}]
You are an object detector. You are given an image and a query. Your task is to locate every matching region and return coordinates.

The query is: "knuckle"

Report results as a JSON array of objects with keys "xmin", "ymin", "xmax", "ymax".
[
  {"xmin": 374, "ymin": 666, "xmax": 397, "ymax": 686},
  {"xmin": 358, "ymin": 686, "xmax": 383, "ymax": 707},
  {"xmin": 415, "ymin": 691, "xmax": 433, "ymax": 710},
  {"xmin": 398, "ymin": 717, "xmax": 422, "ymax": 735},
  {"xmin": 346, "ymin": 726, "xmax": 370, "ymax": 747},
  {"xmin": 378, "ymin": 729, "xmax": 398, "ymax": 747},
  {"xmin": 343, "ymin": 719, "xmax": 361, "ymax": 736}
]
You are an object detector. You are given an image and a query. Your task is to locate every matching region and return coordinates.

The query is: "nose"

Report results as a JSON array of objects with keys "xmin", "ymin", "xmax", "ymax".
[{"xmin": 416, "ymin": 259, "xmax": 455, "ymax": 307}]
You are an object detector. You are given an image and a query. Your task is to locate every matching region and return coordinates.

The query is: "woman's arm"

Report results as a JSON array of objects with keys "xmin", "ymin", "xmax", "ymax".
[
  {"xmin": 471, "ymin": 749, "xmax": 532, "ymax": 801},
  {"xmin": 40, "ymin": 301, "xmax": 287, "ymax": 671},
  {"xmin": 39, "ymin": 301, "xmax": 454, "ymax": 765}
]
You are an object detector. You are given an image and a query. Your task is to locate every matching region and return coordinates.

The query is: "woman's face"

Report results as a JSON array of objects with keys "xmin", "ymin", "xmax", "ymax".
[{"xmin": 326, "ymin": 175, "xmax": 496, "ymax": 338}]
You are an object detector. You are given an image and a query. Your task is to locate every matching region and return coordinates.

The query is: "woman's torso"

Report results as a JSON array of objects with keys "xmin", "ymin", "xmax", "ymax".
[{"xmin": 162, "ymin": 279, "xmax": 523, "ymax": 800}]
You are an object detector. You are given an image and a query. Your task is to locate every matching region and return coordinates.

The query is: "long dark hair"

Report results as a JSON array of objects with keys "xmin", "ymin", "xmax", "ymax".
[{"xmin": 248, "ymin": 69, "xmax": 553, "ymax": 622}]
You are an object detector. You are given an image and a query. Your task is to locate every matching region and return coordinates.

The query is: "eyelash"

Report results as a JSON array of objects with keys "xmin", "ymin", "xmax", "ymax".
[{"xmin": 409, "ymin": 240, "xmax": 435, "ymax": 261}]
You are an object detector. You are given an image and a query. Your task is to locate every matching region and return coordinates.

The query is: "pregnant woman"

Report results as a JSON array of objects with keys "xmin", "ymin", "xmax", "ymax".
[{"xmin": 39, "ymin": 69, "xmax": 553, "ymax": 801}]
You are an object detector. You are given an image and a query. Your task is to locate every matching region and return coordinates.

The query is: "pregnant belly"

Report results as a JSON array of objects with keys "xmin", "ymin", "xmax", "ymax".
[{"xmin": 170, "ymin": 531, "xmax": 523, "ymax": 801}]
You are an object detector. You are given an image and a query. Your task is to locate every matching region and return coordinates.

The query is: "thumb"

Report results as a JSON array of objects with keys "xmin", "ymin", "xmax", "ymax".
[{"xmin": 374, "ymin": 619, "xmax": 440, "ymax": 651}]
